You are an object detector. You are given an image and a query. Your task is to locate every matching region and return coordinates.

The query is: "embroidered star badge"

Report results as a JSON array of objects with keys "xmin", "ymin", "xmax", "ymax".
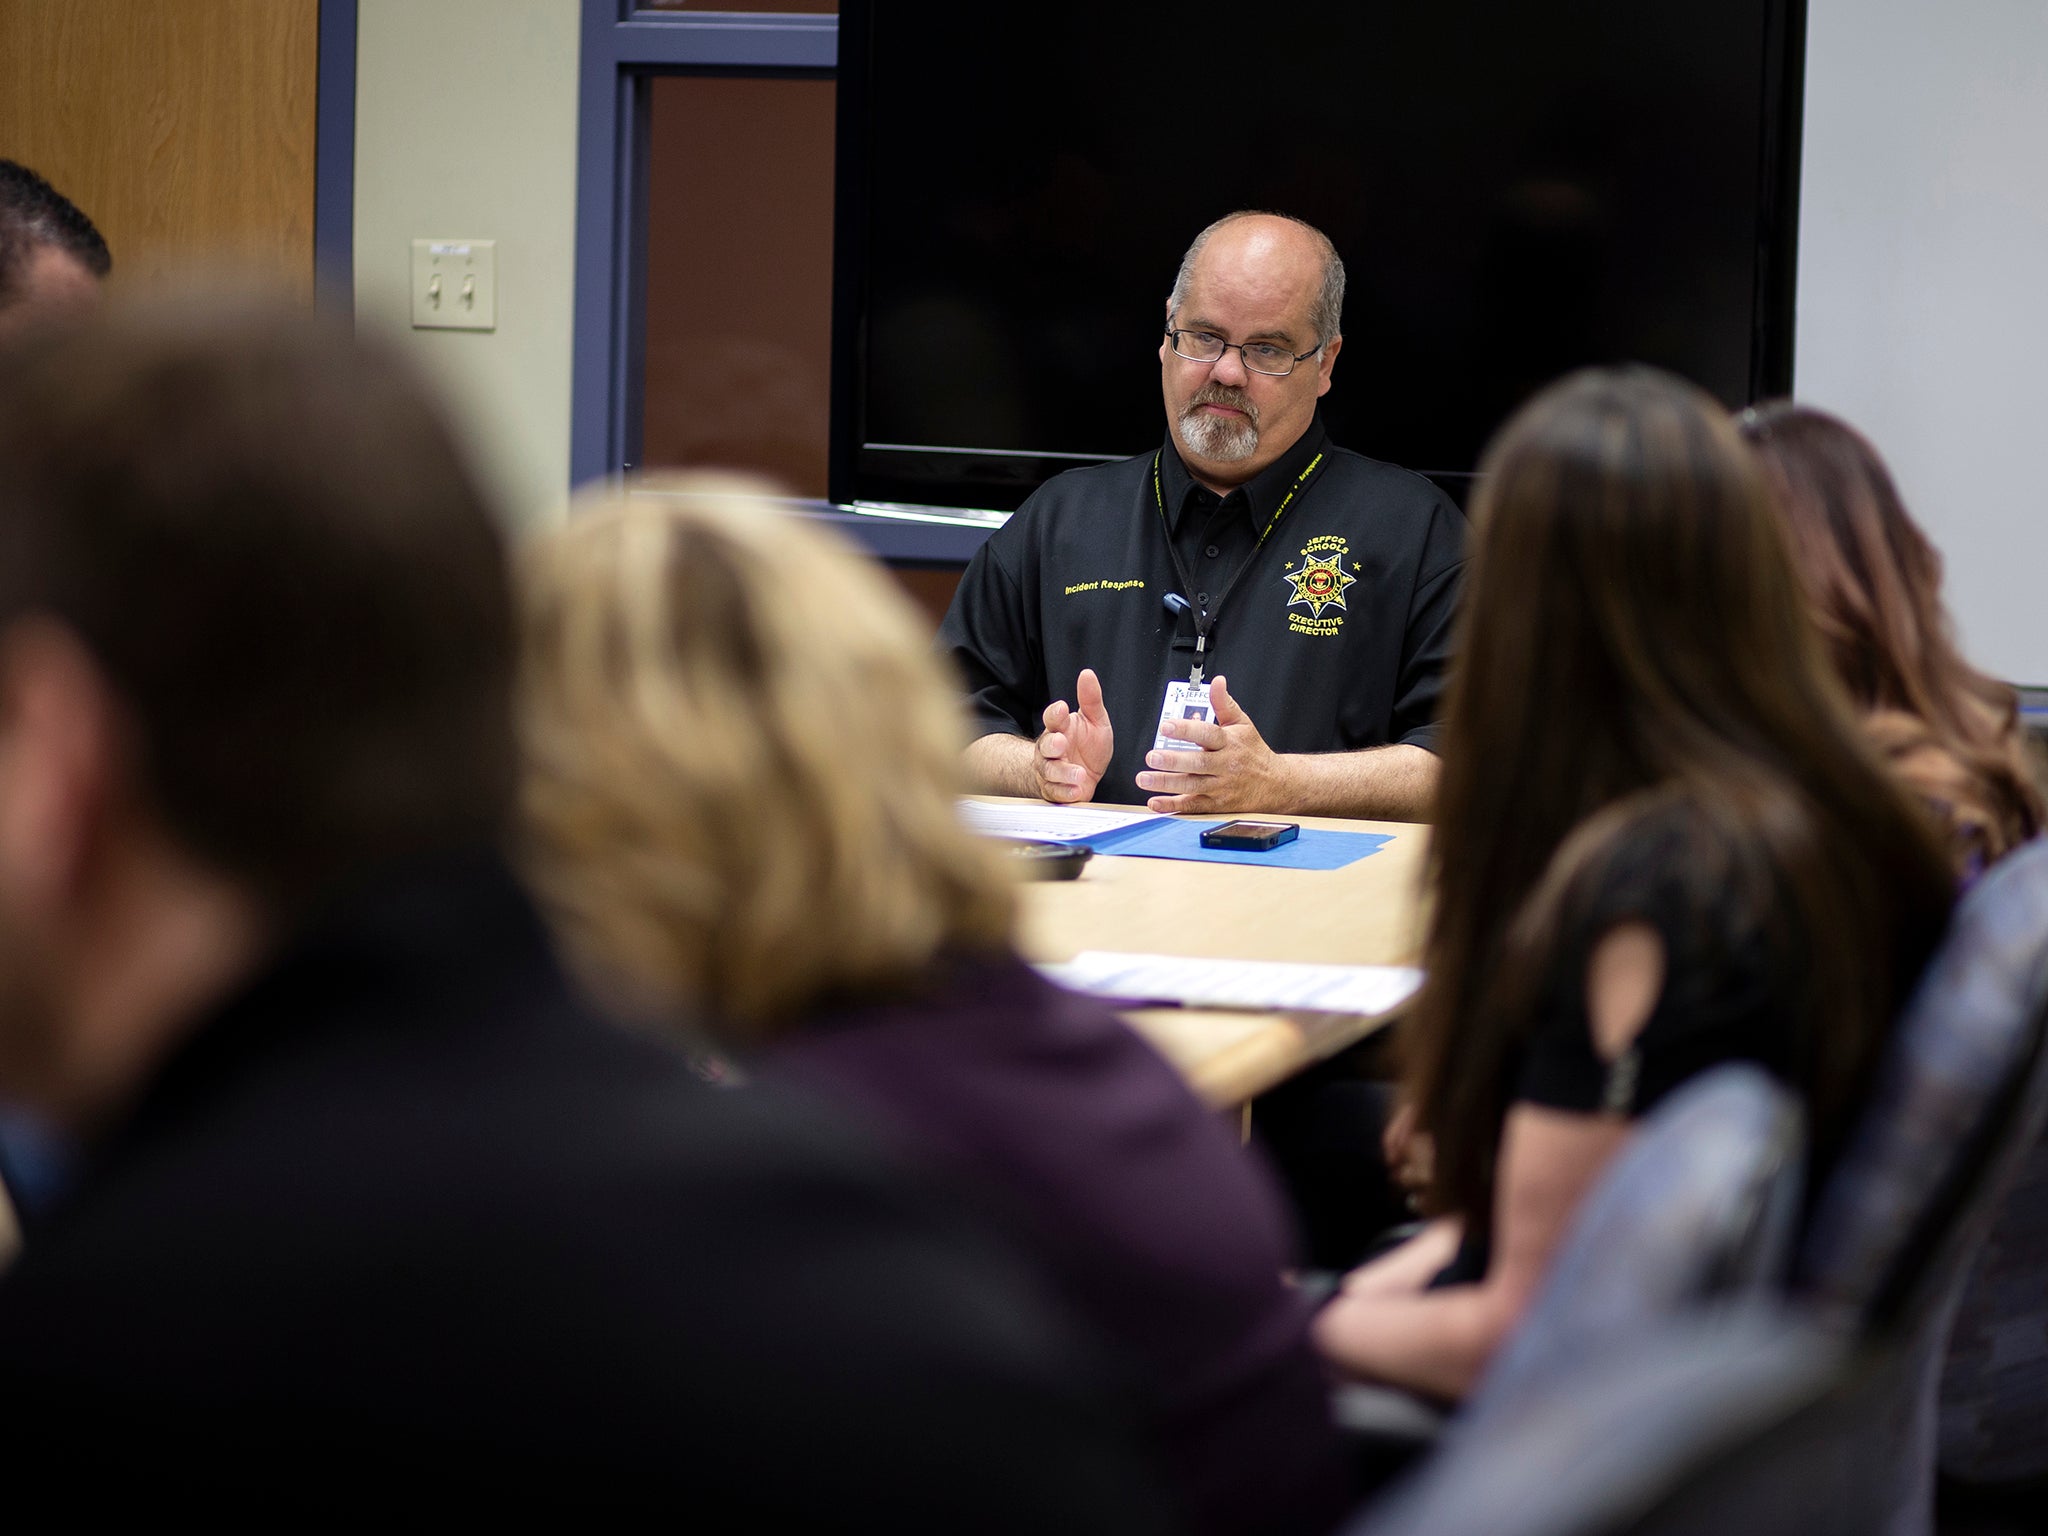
[{"xmin": 1282, "ymin": 550, "xmax": 1357, "ymax": 618}]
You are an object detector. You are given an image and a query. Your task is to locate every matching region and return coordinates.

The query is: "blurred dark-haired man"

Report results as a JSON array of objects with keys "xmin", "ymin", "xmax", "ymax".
[
  {"xmin": 0, "ymin": 295, "xmax": 1169, "ymax": 1527},
  {"xmin": 0, "ymin": 160, "xmax": 108, "ymax": 340}
]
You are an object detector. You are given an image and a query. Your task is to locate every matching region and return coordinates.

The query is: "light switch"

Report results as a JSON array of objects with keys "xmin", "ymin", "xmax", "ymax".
[{"xmin": 411, "ymin": 238, "xmax": 496, "ymax": 330}]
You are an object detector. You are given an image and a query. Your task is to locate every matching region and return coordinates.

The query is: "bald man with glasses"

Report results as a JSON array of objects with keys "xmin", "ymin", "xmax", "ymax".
[{"xmin": 941, "ymin": 211, "xmax": 1468, "ymax": 820}]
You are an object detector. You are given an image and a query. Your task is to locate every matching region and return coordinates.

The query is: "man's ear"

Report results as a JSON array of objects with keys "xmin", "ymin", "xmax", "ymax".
[
  {"xmin": 1315, "ymin": 334, "xmax": 1342, "ymax": 399},
  {"xmin": 0, "ymin": 619, "xmax": 124, "ymax": 914}
]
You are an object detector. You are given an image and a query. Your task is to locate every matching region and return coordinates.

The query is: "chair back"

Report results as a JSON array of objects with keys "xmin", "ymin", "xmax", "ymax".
[
  {"xmin": 1788, "ymin": 835, "xmax": 2048, "ymax": 1535},
  {"xmin": 1606, "ymin": 1328, "xmax": 1959, "ymax": 1536},
  {"xmin": 1326, "ymin": 1065, "xmax": 1803, "ymax": 1472},
  {"xmin": 1938, "ymin": 1121, "xmax": 2048, "ymax": 1484},
  {"xmin": 1347, "ymin": 1315, "xmax": 1981, "ymax": 1536},
  {"xmin": 1468, "ymin": 1064, "xmax": 1804, "ymax": 1418},
  {"xmin": 1796, "ymin": 836, "xmax": 2048, "ymax": 1329},
  {"xmin": 1343, "ymin": 1309, "xmax": 1847, "ymax": 1536}
]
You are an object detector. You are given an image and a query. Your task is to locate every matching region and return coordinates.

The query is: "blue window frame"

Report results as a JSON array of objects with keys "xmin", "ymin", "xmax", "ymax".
[
  {"xmin": 571, "ymin": 4, "xmax": 837, "ymax": 489},
  {"xmin": 314, "ymin": 0, "xmax": 358, "ymax": 312}
]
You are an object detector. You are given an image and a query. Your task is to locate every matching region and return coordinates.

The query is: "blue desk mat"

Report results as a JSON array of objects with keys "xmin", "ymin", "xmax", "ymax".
[{"xmin": 1080, "ymin": 818, "xmax": 1393, "ymax": 870}]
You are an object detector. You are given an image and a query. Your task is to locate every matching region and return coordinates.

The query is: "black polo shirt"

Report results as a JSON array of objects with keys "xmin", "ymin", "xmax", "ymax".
[{"xmin": 939, "ymin": 416, "xmax": 1468, "ymax": 805}]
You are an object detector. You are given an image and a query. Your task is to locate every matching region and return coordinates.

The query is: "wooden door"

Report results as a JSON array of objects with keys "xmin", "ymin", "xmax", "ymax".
[{"xmin": 0, "ymin": 0, "xmax": 320, "ymax": 296}]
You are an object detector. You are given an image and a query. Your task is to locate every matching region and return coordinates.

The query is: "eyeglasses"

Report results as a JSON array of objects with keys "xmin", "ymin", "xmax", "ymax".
[{"xmin": 1165, "ymin": 328, "xmax": 1322, "ymax": 377}]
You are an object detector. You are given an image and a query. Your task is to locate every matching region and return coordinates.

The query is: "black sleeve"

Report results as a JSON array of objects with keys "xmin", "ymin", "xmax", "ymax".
[
  {"xmin": 1514, "ymin": 848, "xmax": 1686, "ymax": 1116},
  {"xmin": 1390, "ymin": 497, "xmax": 1468, "ymax": 755},
  {"xmin": 938, "ymin": 524, "xmax": 1045, "ymax": 742},
  {"xmin": 1514, "ymin": 811, "xmax": 1790, "ymax": 1119}
]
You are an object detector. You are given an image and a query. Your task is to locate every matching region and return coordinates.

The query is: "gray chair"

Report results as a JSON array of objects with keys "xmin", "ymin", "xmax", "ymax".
[
  {"xmin": 1343, "ymin": 1308, "xmax": 1849, "ymax": 1536},
  {"xmin": 1787, "ymin": 836, "xmax": 2048, "ymax": 1536},
  {"xmin": 1937, "ymin": 1120, "xmax": 2048, "ymax": 1486},
  {"xmin": 1471, "ymin": 1064, "xmax": 1804, "ymax": 1418},
  {"xmin": 1330, "ymin": 1065, "xmax": 1805, "ymax": 1463}
]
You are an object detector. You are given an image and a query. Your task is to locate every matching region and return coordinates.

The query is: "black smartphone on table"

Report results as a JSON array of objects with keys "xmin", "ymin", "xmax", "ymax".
[{"xmin": 1198, "ymin": 820, "xmax": 1300, "ymax": 852}]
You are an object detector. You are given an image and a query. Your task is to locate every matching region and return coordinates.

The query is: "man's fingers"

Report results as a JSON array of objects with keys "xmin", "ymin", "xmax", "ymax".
[
  {"xmin": 1145, "ymin": 792, "xmax": 1214, "ymax": 816},
  {"xmin": 1038, "ymin": 750, "xmax": 1089, "ymax": 799},
  {"xmin": 1042, "ymin": 698, "xmax": 1072, "ymax": 732},
  {"xmin": 1039, "ymin": 729, "xmax": 1069, "ymax": 761},
  {"xmin": 1155, "ymin": 717, "xmax": 1228, "ymax": 752},
  {"xmin": 1142, "ymin": 748, "xmax": 1218, "ymax": 778},
  {"xmin": 1208, "ymin": 673, "xmax": 1251, "ymax": 727},
  {"xmin": 1075, "ymin": 667, "xmax": 1109, "ymax": 724},
  {"xmin": 1135, "ymin": 766, "xmax": 1216, "ymax": 797}
]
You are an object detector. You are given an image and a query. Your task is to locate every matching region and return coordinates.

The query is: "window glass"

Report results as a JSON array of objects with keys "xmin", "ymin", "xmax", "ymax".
[{"xmin": 640, "ymin": 74, "xmax": 835, "ymax": 496}]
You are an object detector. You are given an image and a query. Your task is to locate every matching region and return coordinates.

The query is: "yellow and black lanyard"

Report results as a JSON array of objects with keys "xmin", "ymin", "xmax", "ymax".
[{"xmin": 1151, "ymin": 447, "xmax": 1326, "ymax": 682}]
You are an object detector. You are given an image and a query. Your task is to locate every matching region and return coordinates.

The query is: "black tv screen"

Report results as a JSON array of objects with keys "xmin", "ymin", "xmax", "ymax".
[{"xmin": 831, "ymin": 0, "xmax": 1804, "ymax": 511}]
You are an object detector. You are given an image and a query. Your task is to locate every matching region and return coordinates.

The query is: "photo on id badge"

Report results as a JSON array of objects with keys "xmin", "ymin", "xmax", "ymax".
[{"xmin": 1155, "ymin": 680, "xmax": 1212, "ymax": 752}]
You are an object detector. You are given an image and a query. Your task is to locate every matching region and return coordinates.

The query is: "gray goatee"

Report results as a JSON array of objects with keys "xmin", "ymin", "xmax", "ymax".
[{"xmin": 1178, "ymin": 385, "xmax": 1260, "ymax": 461}]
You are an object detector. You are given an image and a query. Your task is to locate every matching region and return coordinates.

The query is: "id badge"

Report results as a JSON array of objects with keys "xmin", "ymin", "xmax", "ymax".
[{"xmin": 1153, "ymin": 680, "xmax": 1214, "ymax": 752}]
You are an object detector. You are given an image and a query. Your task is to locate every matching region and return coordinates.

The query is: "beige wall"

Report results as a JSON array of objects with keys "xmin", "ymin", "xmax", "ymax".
[
  {"xmin": 1797, "ymin": 0, "xmax": 2048, "ymax": 685},
  {"xmin": 353, "ymin": 0, "xmax": 581, "ymax": 529}
]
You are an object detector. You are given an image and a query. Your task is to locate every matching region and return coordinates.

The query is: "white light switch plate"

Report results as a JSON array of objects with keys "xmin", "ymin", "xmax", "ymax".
[{"xmin": 411, "ymin": 238, "xmax": 496, "ymax": 330}]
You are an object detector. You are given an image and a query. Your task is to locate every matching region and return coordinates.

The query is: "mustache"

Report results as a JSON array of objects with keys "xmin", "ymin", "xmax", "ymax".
[{"xmin": 1182, "ymin": 383, "xmax": 1260, "ymax": 426}]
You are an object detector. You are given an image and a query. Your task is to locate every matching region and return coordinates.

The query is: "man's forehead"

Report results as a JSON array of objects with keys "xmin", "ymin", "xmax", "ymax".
[
  {"xmin": 1178, "ymin": 226, "xmax": 1321, "ymax": 335},
  {"xmin": 0, "ymin": 245, "xmax": 100, "ymax": 342},
  {"xmin": 19, "ymin": 244, "xmax": 101, "ymax": 304},
  {"xmin": 1177, "ymin": 267, "xmax": 1317, "ymax": 337}
]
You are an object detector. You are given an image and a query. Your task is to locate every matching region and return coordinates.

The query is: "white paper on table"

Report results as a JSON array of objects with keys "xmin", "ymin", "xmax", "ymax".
[
  {"xmin": 1037, "ymin": 951, "xmax": 1425, "ymax": 1016},
  {"xmin": 957, "ymin": 799, "xmax": 1164, "ymax": 845}
]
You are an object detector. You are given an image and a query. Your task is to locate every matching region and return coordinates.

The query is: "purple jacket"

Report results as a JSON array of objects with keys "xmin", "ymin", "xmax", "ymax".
[{"xmin": 772, "ymin": 954, "xmax": 1350, "ymax": 1536}]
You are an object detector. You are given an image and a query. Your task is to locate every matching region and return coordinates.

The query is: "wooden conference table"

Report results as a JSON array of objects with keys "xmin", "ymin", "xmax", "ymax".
[{"xmin": 991, "ymin": 797, "xmax": 1433, "ymax": 1108}]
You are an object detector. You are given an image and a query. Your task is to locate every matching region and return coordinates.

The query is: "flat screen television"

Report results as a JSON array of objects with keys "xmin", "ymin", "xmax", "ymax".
[{"xmin": 830, "ymin": 0, "xmax": 1805, "ymax": 512}]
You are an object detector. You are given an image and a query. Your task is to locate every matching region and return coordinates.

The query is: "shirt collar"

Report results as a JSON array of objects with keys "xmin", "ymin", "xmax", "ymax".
[{"xmin": 1158, "ymin": 413, "xmax": 1330, "ymax": 536}]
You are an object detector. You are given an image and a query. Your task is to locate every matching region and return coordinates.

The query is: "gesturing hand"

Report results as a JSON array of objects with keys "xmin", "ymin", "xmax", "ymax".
[
  {"xmin": 1134, "ymin": 674, "xmax": 1293, "ymax": 814},
  {"xmin": 1036, "ymin": 667, "xmax": 1115, "ymax": 804}
]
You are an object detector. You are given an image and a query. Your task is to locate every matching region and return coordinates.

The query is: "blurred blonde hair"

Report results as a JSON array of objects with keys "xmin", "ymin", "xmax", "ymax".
[{"xmin": 517, "ymin": 472, "xmax": 1015, "ymax": 1038}]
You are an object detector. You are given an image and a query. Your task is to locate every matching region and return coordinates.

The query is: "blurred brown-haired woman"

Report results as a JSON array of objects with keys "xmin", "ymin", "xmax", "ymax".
[
  {"xmin": 1313, "ymin": 368, "xmax": 1955, "ymax": 1399},
  {"xmin": 1738, "ymin": 403, "xmax": 2044, "ymax": 881}
]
